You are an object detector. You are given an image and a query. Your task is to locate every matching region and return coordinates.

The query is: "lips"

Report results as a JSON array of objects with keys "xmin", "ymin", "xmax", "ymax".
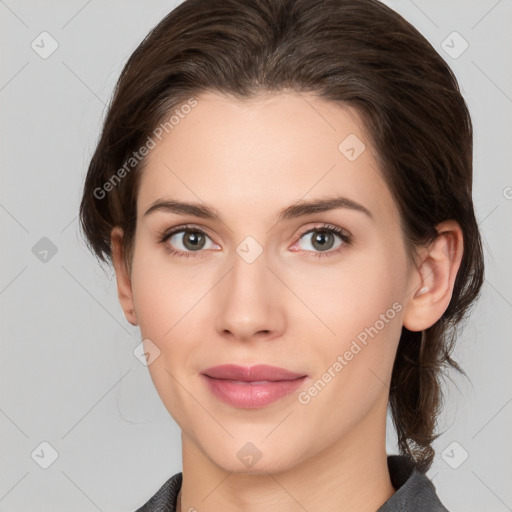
[
  {"xmin": 201, "ymin": 364, "xmax": 307, "ymax": 382},
  {"xmin": 200, "ymin": 364, "xmax": 308, "ymax": 408}
]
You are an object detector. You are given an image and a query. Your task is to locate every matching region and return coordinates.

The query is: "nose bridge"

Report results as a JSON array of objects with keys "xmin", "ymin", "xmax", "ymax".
[{"xmin": 214, "ymin": 240, "xmax": 285, "ymax": 339}]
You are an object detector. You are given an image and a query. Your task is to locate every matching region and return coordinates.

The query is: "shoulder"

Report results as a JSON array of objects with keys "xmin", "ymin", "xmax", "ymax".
[
  {"xmin": 134, "ymin": 472, "xmax": 182, "ymax": 512},
  {"xmin": 378, "ymin": 455, "xmax": 450, "ymax": 512}
]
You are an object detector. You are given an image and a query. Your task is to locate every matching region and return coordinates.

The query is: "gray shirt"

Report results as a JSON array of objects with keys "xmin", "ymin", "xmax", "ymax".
[{"xmin": 135, "ymin": 455, "xmax": 449, "ymax": 511}]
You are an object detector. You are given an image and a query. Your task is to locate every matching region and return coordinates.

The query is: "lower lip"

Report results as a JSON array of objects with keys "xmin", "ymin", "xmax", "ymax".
[{"xmin": 201, "ymin": 375, "xmax": 307, "ymax": 409}]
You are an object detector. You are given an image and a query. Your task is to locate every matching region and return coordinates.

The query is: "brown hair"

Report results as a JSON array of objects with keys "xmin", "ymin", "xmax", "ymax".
[{"xmin": 79, "ymin": 0, "xmax": 484, "ymax": 471}]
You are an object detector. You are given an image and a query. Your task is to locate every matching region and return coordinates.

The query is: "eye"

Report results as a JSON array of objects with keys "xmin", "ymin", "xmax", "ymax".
[
  {"xmin": 159, "ymin": 225, "xmax": 220, "ymax": 258},
  {"xmin": 293, "ymin": 223, "xmax": 351, "ymax": 257},
  {"xmin": 158, "ymin": 222, "xmax": 351, "ymax": 259}
]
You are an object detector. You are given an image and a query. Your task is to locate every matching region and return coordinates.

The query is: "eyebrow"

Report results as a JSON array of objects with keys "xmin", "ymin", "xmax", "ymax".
[{"xmin": 143, "ymin": 195, "xmax": 373, "ymax": 222}]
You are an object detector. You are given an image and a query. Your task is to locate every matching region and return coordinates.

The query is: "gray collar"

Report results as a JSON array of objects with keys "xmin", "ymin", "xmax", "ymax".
[{"xmin": 377, "ymin": 455, "xmax": 449, "ymax": 511}]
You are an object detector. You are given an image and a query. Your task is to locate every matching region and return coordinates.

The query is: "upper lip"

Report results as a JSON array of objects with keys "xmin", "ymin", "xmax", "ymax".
[{"xmin": 201, "ymin": 364, "xmax": 307, "ymax": 382}]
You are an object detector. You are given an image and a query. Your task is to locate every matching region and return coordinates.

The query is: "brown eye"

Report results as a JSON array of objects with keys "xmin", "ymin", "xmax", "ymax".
[
  {"xmin": 167, "ymin": 230, "xmax": 209, "ymax": 251},
  {"xmin": 298, "ymin": 228, "xmax": 347, "ymax": 253},
  {"xmin": 161, "ymin": 227, "xmax": 220, "ymax": 257},
  {"xmin": 293, "ymin": 224, "xmax": 351, "ymax": 257},
  {"xmin": 310, "ymin": 230, "xmax": 336, "ymax": 251},
  {"xmin": 180, "ymin": 231, "xmax": 206, "ymax": 251}
]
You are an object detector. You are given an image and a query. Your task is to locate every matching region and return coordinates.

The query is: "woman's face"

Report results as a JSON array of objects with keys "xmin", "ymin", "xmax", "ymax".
[{"xmin": 120, "ymin": 91, "xmax": 417, "ymax": 473}]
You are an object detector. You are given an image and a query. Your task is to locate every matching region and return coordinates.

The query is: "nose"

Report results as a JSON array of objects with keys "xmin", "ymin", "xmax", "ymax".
[{"xmin": 214, "ymin": 245, "xmax": 286, "ymax": 342}]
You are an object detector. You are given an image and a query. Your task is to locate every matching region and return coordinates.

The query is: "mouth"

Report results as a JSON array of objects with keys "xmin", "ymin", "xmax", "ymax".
[{"xmin": 200, "ymin": 364, "xmax": 308, "ymax": 409}]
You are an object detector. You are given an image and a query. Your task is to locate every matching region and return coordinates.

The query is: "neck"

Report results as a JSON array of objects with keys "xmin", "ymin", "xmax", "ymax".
[{"xmin": 179, "ymin": 399, "xmax": 394, "ymax": 512}]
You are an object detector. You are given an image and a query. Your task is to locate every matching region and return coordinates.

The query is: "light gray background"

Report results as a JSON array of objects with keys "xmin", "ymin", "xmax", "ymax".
[{"xmin": 0, "ymin": 0, "xmax": 511, "ymax": 510}]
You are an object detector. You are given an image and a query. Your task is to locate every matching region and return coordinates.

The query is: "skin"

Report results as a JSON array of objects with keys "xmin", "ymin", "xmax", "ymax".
[{"xmin": 111, "ymin": 91, "xmax": 463, "ymax": 512}]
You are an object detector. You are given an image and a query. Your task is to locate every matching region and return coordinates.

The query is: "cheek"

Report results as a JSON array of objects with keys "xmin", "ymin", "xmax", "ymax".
[
  {"xmin": 130, "ymin": 246, "xmax": 206, "ymax": 422},
  {"xmin": 307, "ymin": 243, "xmax": 407, "ymax": 385},
  {"xmin": 130, "ymin": 241, "xmax": 205, "ymax": 337},
  {"xmin": 129, "ymin": 245, "xmax": 214, "ymax": 389},
  {"xmin": 305, "ymin": 250, "xmax": 405, "ymax": 337},
  {"xmin": 295, "ymin": 258, "xmax": 405, "ymax": 435}
]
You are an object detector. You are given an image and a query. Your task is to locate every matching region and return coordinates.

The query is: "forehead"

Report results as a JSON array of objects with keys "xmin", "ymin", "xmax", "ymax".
[{"xmin": 136, "ymin": 91, "xmax": 398, "ymax": 226}]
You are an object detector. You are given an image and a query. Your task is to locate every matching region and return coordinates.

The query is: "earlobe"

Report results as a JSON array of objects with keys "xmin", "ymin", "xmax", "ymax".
[
  {"xmin": 111, "ymin": 226, "xmax": 139, "ymax": 326},
  {"xmin": 403, "ymin": 220, "xmax": 464, "ymax": 332}
]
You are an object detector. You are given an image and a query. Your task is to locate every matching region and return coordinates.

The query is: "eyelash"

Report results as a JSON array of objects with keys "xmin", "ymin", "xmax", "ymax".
[{"xmin": 157, "ymin": 223, "xmax": 351, "ymax": 259}]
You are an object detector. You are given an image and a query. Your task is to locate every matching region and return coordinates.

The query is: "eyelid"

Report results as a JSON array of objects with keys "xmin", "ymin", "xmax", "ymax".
[
  {"xmin": 295, "ymin": 222, "xmax": 350, "ymax": 239},
  {"xmin": 159, "ymin": 223, "xmax": 217, "ymax": 241}
]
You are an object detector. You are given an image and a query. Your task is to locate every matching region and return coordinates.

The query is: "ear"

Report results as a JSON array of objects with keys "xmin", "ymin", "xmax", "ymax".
[
  {"xmin": 402, "ymin": 220, "xmax": 464, "ymax": 331},
  {"xmin": 111, "ymin": 226, "xmax": 139, "ymax": 326}
]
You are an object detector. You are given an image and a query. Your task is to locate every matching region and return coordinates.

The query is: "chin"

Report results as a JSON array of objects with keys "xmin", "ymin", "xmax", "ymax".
[{"xmin": 202, "ymin": 441, "xmax": 302, "ymax": 476}]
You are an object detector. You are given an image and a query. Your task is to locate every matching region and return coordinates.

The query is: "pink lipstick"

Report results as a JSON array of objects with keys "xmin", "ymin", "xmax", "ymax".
[{"xmin": 201, "ymin": 364, "xmax": 308, "ymax": 409}]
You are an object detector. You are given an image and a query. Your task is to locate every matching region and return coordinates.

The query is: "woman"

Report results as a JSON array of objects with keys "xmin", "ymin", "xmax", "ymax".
[{"xmin": 79, "ymin": 0, "xmax": 484, "ymax": 510}]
